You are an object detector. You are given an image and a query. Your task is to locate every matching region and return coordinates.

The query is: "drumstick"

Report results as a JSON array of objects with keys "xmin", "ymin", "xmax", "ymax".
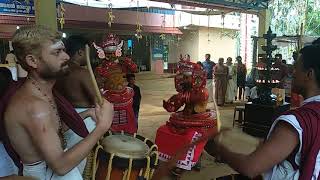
[
  {"xmin": 212, "ymin": 96, "xmax": 221, "ymax": 132},
  {"xmin": 85, "ymin": 44, "xmax": 103, "ymax": 105}
]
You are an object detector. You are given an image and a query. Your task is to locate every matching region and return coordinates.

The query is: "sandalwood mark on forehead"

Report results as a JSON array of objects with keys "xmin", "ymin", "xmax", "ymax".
[{"xmin": 49, "ymin": 40, "xmax": 65, "ymax": 50}]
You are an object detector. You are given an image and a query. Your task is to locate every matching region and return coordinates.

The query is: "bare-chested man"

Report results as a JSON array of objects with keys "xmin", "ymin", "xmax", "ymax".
[
  {"xmin": 55, "ymin": 35, "xmax": 96, "ymax": 108},
  {"xmin": 54, "ymin": 35, "xmax": 98, "ymax": 173},
  {"xmin": 4, "ymin": 26, "xmax": 113, "ymax": 179},
  {"xmin": 55, "ymin": 35, "xmax": 96, "ymax": 133}
]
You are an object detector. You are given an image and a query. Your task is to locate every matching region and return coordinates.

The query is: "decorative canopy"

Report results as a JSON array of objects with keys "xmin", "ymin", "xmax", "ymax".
[
  {"xmin": 61, "ymin": 0, "xmax": 270, "ymax": 12},
  {"xmin": 152, "ymin": 0, "xmax": 269, "ymax": 11}
]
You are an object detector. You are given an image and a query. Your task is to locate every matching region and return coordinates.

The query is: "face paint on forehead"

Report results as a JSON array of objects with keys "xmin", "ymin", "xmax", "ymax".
[{"xmin": 50, "ymin": 40, "xmax": 65, "ymax": 50}]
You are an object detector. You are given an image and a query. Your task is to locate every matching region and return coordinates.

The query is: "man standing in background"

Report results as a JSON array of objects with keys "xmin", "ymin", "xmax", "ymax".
[
  {"xmin": 236, "ymin": 56, "xmax": 247, "ymax": 101},
  {"xmin": 225, "ymin": 57, "xmax": 237, "ymax": 103},
  {"xmin": 273, "ymin": 54, "xmax": 288, "ymax": 89},
  {"xmin": 202, "ymin": 54, "xmax": 215, "ymax": 102},
  {"xmin": 214, "ymin": 58, "xmax": 228, "ymax": 106},
  {"xmin": 127, "ymin": 74, "xmax": 141, "ymax": 129},
  {"xmin": 5, "ymin": 51, "xmax": 17, "ymax": 65}
]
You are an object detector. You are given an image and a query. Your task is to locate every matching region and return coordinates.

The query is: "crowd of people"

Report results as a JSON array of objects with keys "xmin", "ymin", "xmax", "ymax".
[
  {"xmin": 198, "ymin": 54, "xmax": 247, "ymax": 106},
  {"xmin": 195, "ymin": 52, "xmax": 292, "ymax": 106}
]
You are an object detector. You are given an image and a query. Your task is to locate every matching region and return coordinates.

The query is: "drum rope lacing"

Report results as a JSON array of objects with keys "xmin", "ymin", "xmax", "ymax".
[
  {"xmin": 149, "ymin": 151, "xmax": 159, "ymax": 178},
  {"xmin": 91, "ymin": 144, "xmax": 104, "ymax": 180},
  {"xmin": 106, "ymin": 153, "xmax": 115, "ymax": 180},
  {"xmin": 90, "ymin": 132, "xmax": 159, "ymax": 180}
]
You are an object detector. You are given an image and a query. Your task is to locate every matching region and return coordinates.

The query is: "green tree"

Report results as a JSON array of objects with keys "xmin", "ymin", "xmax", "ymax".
[{"xmin": 269, "ymin": 0, "xmax": 320, "ymax": 36}]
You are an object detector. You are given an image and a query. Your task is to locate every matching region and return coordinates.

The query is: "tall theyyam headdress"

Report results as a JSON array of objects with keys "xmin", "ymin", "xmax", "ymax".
[{"xmin": 101, "ymin": 34, "xmax": 123, "ymax": 53}]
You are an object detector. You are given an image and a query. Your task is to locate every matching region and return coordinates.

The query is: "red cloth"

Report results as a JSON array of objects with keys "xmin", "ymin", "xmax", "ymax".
[
  {"xmin": 103, "ymin": 87, "xmax": 137, "ymax": 134},
  {"xmin": 155, "ymin": 124, "xmax": 207, "ymax": 170},
  {"xmin": 291, "ymin": 92, "xmax": 304, "ymax": 107},
  {"xmin": 0, "ymin": 78, "xmax": 89, "ymax": 172},
  {"xmin": 283, "ymin": 101, "xmax": 320, "ymax": 180}
]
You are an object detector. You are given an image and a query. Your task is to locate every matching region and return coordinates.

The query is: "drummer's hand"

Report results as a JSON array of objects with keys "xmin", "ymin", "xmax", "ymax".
[
  {"xmin": 86, "ymin": 108, "xmax": 97, "ymax": 122},
  {"xmin": 94, "ymin": 99, "xmax": 114, "ymax": 132},
  {"xmin": 204, "ymin": 128, "xmax": 230, "ymax": 157}
]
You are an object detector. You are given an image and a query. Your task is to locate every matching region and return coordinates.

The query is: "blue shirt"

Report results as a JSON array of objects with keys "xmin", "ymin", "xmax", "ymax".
[{"xmin": 202, "ymin": 60, "xmax": 215, "ymax": 79}]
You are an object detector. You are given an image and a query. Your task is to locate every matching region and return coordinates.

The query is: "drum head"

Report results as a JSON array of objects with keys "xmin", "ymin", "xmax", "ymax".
[{"xmin": 101, "ymin": 134, "xmax": 150, "ymax": 159}]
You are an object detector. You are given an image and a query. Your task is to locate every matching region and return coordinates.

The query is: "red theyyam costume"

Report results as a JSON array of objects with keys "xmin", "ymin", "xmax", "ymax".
[
  {"xmin": 155, "ymin": 60, "xmax": 218, "ymax": 170},
  {"xmin": 94, "ymin": 34, "xmax": 138, "ymax": 134}
]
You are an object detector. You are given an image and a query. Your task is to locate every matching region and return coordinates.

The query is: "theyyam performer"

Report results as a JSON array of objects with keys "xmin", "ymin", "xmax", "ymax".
[
  {"xmin": 155, "ymin": 59, "xmax": 218, "ymax": 177},
  {"xmin": 0, "ymin": 26, "xmax": 114, "ymax": 180},
  {"xmin": 93, "ymin": 34, "xmax": 138, "ymax": 134}
]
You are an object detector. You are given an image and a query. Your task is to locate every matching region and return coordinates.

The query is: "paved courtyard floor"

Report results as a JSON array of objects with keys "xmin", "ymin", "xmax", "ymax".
[{"xmin": 135, "ymin": 72, "xmax": 261, "ymax": 180}]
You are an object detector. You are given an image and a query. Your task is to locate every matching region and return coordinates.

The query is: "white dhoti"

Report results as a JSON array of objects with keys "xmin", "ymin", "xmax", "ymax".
[
  {"xmin": 23, "ymin": 161, "xmax": 83, "ymax": 180},
  {"xmin": 0, "ymin": 143, "xmax": 18, "ymax": 177},
  {"xmin": 225, "ymin": 78, "xmax": 237, "ymax": 103},
  {"xmin": 64, "ymin": 130, "xmax": 87, "ymax": 175},
  {"xmin": 75, "ymin": 108, "xmax": 96, "ymax": 133},
  {"xmin": 63, "ymin": 108, "xmax": 96, "ymax": 175},
  {"xmin": 206, "ymin": 79, "xmax": 214, "ymax": 102}
]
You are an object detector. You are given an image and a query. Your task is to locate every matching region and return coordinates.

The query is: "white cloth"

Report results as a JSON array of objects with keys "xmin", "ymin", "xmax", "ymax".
[
  {"xmin": 75, "ymin": 108, "xmax": 96, "ymax": 133},
  {"xmin": 62, "ymin": 108, "xmax": 96, "ymax": 174},
  {"xmin": 206, "ymin": 79, "xmax": 214, "ymax": 102},
  {"xmin": 263, "ymin": 95, "xmax": 320, "ymax": 180},
  {"xmin": 225, "ymin": 65, "xmax": 237, "ymax": 103},
  {"xmin": 64, "ymin": 130, "xmax": 87, "ymax": 175},
  {"xmin": 17, "ymin": 64, "xmax": 28, "ymax": 78},
  {"xmin": 0, "ymin": 143, "xmax": 18, "ymax": 177},
  {"xmin": 23, "ymin": 161, "xmax": 83, "ymax": 180},
  {"xmin": 6, "ymin": 66, "xmax": 17, "ymax": 81}
]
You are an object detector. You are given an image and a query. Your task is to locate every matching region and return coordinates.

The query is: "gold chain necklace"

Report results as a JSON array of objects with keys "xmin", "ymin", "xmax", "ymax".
[{"xmin": 27, "ymin": 76, "xmax": 67, "ymax": 149}]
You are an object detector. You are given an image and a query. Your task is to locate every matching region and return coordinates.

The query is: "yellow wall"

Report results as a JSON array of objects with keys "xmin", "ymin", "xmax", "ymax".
[
  {"xmin": 168, "ymin": 27, "xmax": 237, "ymax": 64},
  {"xmin": 168, "ymin": 29, "xmax": 199, "ymax": 63},
  {"xmin": 198, "ymin": 27, "xmax": 237, "ymax": 62}
]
